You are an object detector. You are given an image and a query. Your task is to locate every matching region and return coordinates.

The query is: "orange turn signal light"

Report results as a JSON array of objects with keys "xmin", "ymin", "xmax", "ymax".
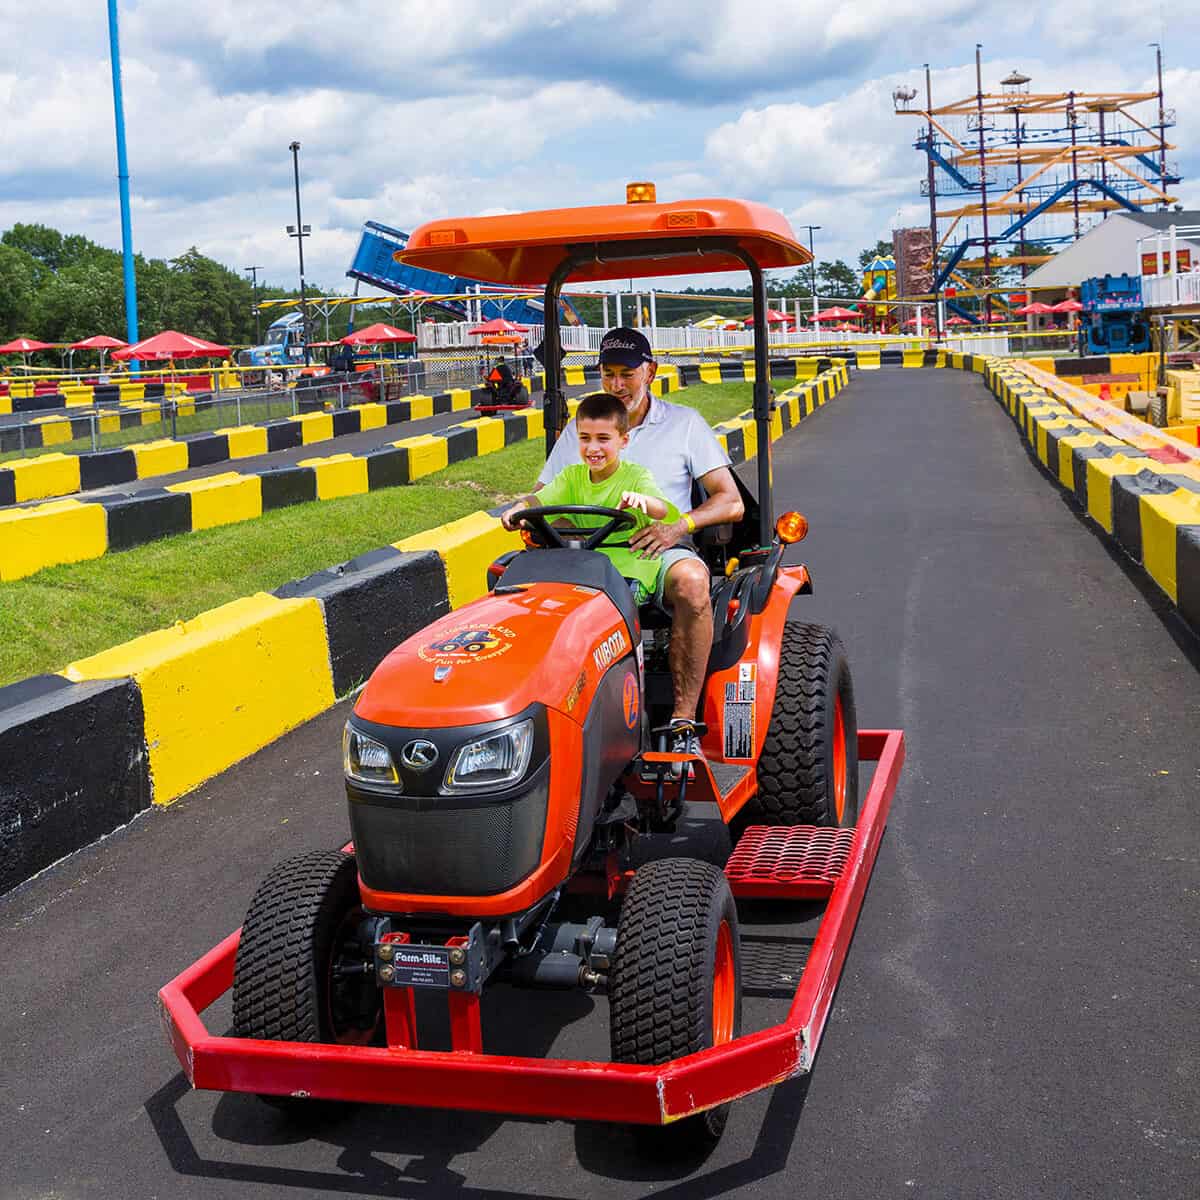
[
  {"xmin": 775, "ymin": 511, "xmax": 808, "ymax": 544},
  {"xmin": 626, "ymin": 181, "xmax": 657, "ymax": 204},
  {"xmin": 520, "ymin": 527, "xmax": 538, "ymax": 548}
]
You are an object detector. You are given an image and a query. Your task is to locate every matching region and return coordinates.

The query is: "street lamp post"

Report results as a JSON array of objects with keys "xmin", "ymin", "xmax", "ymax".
[
  {"xmin": 244, "ymin": 265, "xmax": 263, "ymax": 344},
  {"xmin": 799, "ymin": 224, "xmax": 821, "ymax": 323},
  {"xmin": 287, "ymin": 141, "xmax": 311, "ymax": 367}
]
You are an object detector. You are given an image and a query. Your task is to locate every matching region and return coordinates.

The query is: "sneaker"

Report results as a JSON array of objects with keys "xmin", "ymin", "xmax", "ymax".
[{"xmin": 668, "ymin": 720, "xmax": 702, "ymax": 777}]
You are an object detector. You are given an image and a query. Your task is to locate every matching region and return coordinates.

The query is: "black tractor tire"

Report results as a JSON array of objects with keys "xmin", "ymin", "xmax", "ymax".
[
  {"xmin": 609, "ymin": 858, "xmax": 742, "ymax": 1155},
  {"xmin": 732, "ymin": 622, "xmax": 858, "ymax": 843},
  {"xmin": 233, "ymin": 850, "xmax": 381, "ymax": 1105}
]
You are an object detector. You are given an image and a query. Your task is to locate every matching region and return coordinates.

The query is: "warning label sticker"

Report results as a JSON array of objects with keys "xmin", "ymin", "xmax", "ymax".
[
  {"xmin": 737, "ymin": 662, "xmax": 756, "ymax": 702},
  {"xmin": 723, "ymin": 695, "xmax": 754, "ymax": 759}
]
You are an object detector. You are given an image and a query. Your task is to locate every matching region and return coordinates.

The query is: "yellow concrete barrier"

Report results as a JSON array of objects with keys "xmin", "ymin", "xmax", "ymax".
[
  {"xmin": 0, "ymin": 499, "xmax": 107, "ymax": 581},
  {"xmin": 131, "ymin": 439, "xmax": 189, "ymax": 478},
  {"xmin": 395, "ymin": 510, "xmax": 522, "ymax": 610},
  {"xmin": 218, "ymin": 425, "xmax": 269, "ymax": 458},
  {"xmin": 30, "ymin": 416, "xmax": 73, "ymax": 446},
  {"xmin": 166, "ymin": 472, "xmax": 263, "ymax": 530},
  {"xmin": 394, "ymin": 433, "xmax": 449, "ymax": 480},
  {"xmin": 65, "ymin": 593, "xmax": 335, "ymax": 803},
  {"xmin": 408, "ymin": 394, "xmax": 434, "ymax": 420},
  {"xmin": 1140, "ymin": 489, "xmax": 1200, "ymax": 603},
  {"xmin": 352, "ymin": 403, "xmax": 388, "ymax": 432},
  {"xmin": 8, "ymin": 453, "xmax": 82, "ymax": 503},
  {"xmin": 292, "ymin": 411, "xmax": 334, "ymax": 444},
  {"xmin": 461, "ymin": 417, "xmax": 506, "ymax": 456},
  {"xmin": 298, "ymin": 453, "xmax": 370, "ymax": 500},
  {"xmin": 698, "ymin": 363, "xmax": 723, "ymax": 385}
]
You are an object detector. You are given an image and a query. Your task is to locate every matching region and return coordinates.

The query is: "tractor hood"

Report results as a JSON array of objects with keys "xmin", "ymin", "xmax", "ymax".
[{"xmin": 354, "ymin": 580, "xmax": 636, "ymax": 729}]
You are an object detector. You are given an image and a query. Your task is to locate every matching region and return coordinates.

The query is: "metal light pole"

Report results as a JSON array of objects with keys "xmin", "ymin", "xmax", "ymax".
[
  {"xmin": 799, "ymin": 224, "xmax": 821, "ymax": 322},
  {"xmin": 106, "ymin": 0, "xmax": 139, "ymax": 351},
  {"xmin": 287, "ymin": 141, "xmax": 311, "ymax": 367},
  {"xmin": 244, "ymin": 265, "xmax": 263, "ymax": 343}
]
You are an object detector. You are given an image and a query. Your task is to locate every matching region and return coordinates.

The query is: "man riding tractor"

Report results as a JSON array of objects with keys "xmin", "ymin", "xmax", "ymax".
[
  {"xmin": 506, "ymin": 325, "xmax": 743, "ymax": 761},
  {"xmin": 485, "ymin": 355, "xmax": 525, "ymax": 407}
]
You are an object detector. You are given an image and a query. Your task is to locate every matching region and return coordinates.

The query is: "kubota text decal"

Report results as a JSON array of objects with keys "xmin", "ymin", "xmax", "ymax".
[
  {"xmin": 418, "ymin": 623, "xmax": 516, "ymax": 664},
  {"xmin": 592, "ymin": 628, "xmax": 628, "ymax": 673}
]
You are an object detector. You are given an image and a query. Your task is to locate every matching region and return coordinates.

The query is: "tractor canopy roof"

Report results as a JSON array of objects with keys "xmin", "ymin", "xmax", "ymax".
[{"xmin": 396, "ymin": 196, "xmax": 811, "ymax": 286}]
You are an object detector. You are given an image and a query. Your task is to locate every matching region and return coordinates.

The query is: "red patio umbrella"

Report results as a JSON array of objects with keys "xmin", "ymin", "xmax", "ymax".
[
  {"xmin": 341, "ymin": 323, "xmax": 418, "ymax": 346},
  {"xmin": 0, "ymin": 336, "xmax": 54, "ymax": 353},
  {"xmin": 111, "ymin": 330, "xmax": 231, "ymax": 360},
  {"xmin": 467, "ymin": 317, "xmax": 530, "ymax": 336},
  {"xmin": 1052, "ymin": 299, "xmax": 1083, "ymax": 313},
  {"xmin": 70, "ymin": 334, "xmax": 128, "ymax": 351},
  {"xmin": 811, "ymin": 306, "xmax": 859, "ymax": 322},
  {"xmin": 744, "ymin": 308, "xmax": 791, "ymax": 326},
  {"xmin": 945, "ymin": 315, "xmax": 972, "ymax": 326},
  {"xmin": 1014, "ymin": 302, "xmax": 1055, "ymax": 315}
]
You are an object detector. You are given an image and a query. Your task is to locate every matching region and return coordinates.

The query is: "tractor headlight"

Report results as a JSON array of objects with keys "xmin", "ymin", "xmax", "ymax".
[
  {"xmin": 442, "ymin": 718, "xmax": 534, "ymax": 792},
  {"xmin": 343, "ymin": 723, "xmax": 399, "ymax": 787}
]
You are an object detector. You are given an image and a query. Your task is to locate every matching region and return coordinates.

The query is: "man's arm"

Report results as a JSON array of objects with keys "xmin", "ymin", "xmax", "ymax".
[{"xmin": 627, "ymin": 466, "xmax": 743, "ymax": 558}]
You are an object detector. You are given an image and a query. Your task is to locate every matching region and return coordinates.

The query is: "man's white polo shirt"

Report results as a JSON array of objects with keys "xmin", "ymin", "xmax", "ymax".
[{"xmin": 537, "ymin": 394, "xmax": 730, "ymax": 515}]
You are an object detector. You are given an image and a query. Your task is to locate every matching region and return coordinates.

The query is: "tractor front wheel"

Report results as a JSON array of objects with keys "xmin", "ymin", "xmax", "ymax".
[
  {"xmin": 609, "ymin": 857, "xmax": 742, "ymax": 1154},
  {"xmin": 733, "ymin": 621, "xmax": 858, "ymax": 843},
  {"xmin": 232, "ymin": 850, "xmax": 382, "ymax": 1108}
]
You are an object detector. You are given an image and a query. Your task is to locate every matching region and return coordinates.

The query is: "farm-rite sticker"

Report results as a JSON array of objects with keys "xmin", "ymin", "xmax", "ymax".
[
  {"xmin": 418, "ymin": 623, "xmax": 516, "ymax": 664},
  {"xmin": 724, "ymin": 664, "xmax": 756, "ymax": 758}
]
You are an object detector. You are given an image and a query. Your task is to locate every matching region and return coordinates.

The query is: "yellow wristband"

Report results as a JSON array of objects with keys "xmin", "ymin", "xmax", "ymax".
[{"xmin": 683, "ymin": 513, "xmax": 697, "ymax": 534}]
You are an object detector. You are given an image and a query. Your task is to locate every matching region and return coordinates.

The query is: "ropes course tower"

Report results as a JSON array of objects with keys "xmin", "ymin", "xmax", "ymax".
[{"xmin": 893, "ymin": 46, "xmax": 1180, "ymax": 320}]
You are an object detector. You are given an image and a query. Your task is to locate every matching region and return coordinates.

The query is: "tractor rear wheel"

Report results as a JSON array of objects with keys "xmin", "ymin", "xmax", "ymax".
[
  {"xmin": 733, "ymin": 622, "xmax": 858, "ymax": 843},
  {"xmin": 233, "ymin": 850, "xmax": 381, "ymax": 1106},
  {"xmin": 609, "ymin": 857, "xmax": 742, "ymax": 1154}
]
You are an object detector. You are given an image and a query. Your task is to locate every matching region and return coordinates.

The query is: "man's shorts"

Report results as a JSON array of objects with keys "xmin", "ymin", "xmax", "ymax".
[{"xmin": 653, "ymin": 544, "xmax": 708, "ymax": 608}]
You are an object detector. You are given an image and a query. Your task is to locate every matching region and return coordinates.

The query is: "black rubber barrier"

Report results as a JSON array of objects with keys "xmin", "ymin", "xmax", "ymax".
[
  {"xmin": 0, "ymin": 424, "xmax": 44, "ymax": 452},
  {"xmin": 275, "ymin": 547, "xmax": 450, "ymax": 695},
  {"xmin": 1178, "ymin": 527, "xmax": 1200, "ymax": 634},
  {"xmin": 100, "ymin": 489, "xmax": 192, "ymax": 551},
  {"xmin": 12, "ymin": 393, "xmax": 67, "ymax": 413},
  {"xmin": 265, "ymin": 420, "xmax": 304, "ymax": 452},
  {"xmin": 184, "ymin": 433, "xmax": 230, "ymax": 469},
  {"xmin": 365, "ymin": 446, "xmax": 409, "ymax": 489},
  {"xmin": 1112, "ymin": 470, "xmax": 1187, "ymax": 563},
  {"xmin": 79, "ymin": 448, "xmax": 137, "ymax": 491},
  {"xmin": 438, "ymin": 424, "xmax": 476, "ymax": 464},
  {"xmin": 0, "ymin": 471, "xmax": 14, "ymax": 506},
  {"xmin": 0, "ymin": 674, "xmax": 150, "ymax": 895},
  {"xmin": 260, "ymin": 464, "xmax": 317, "ymax": 510},
  {"xmin": 332, "ymin": 409, "xmax": 361, "ymax": 437}
]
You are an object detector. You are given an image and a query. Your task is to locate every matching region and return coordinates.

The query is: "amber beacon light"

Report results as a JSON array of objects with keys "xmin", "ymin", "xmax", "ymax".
[
  {"xmin": 775, "ymin": 511, "xmax": 809, "ymax": 543},
  {"xmin": 625, "ymin": 181, "xmax": 657, "ymax": 204}
]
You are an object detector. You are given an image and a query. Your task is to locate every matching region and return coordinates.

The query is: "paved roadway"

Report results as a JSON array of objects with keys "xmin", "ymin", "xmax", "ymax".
[{"xmin": 2, "ymin": 368, "xmax": 1197, "ymax": 1199}]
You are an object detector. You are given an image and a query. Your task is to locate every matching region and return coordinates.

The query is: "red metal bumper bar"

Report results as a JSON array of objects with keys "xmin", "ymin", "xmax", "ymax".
[{"xmin": 159, "ymin": 729, "xmax": 903, "ymax": 1125}]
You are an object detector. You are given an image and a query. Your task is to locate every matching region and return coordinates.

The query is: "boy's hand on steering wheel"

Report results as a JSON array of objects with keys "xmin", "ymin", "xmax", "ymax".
[{"xmin": 500, "ymin": 500, "xmax": 530, "ymax": 532}]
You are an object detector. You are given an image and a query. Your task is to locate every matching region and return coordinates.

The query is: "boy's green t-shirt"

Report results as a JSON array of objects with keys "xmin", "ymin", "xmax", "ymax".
[{"xmin": 537, "ymin": 460, "xmax": 681, "ymax": 600}]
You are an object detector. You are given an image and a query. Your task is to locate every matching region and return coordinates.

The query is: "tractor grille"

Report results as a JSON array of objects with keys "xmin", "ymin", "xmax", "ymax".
[{"xmin": 348, "ymin": 765, "xmax": 548, "ymax": 899}]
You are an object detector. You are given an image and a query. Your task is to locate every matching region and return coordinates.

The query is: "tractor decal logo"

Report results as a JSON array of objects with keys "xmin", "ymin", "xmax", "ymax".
[
  {"xmin": 400, "ymin": 740, "xmax": 439, "ymax": 771},
  {"xmin": 622, "ymin": 673, "xmax": 639, "ymax": 729},
  {"xmin": 418, "ymin": 623, "xmax": 516, "ymax": 664},
  {"xmin": 592, "ymin": 628, "xmax": 628, "ymax": 673},
  {"xmin": 564, "ymin": 670, "xmax": 587, "ymax": 713}
]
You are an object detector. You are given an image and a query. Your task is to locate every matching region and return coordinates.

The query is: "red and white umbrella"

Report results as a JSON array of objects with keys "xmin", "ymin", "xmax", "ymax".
[
  {"xmin": 945, "ymin": 315, "xmax": 972, "ymax": 327},
  {"xmin": 744, "ymin": 308, "xmax": 791, "ymax": 327},
  {"xmin": 467, "ymin": 317, "xmax": 530, "ymax": 336},
  {"xmin": 69, "ymin": 334, "xmax": 128, "ymax": 351},
  {"xmin": 811, "ymin": 306, "xmax": 859, "ymax": 322},
  {"xmin": 0, "ymin": 336, "xmax": 54, "ymax": 353},
  {"xmin": 1052, "ymin": 299, "xmax": 1083, "ymax": 313},
  {"xmin": 341, "ymin": 323, "xmax": 418, "ymax": 346},
  {"xmin": 111, "ymin": 330, "xmax": 231, "ymax": 360},
  {"xmin": 1014, "ymin": 302, "xmax": 1056, "ymax": 316}
]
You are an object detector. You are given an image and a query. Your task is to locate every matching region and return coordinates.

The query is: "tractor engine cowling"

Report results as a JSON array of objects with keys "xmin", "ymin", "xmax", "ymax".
[{"xmin": 344, "ymin": 579, "xmax": 642, "ymax": 913}]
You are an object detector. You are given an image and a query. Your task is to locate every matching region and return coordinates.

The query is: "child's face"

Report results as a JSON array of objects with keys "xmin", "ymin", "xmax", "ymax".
[{"xmin": 577, "ymin": 416, "xmax": 628, "ymax": 474}]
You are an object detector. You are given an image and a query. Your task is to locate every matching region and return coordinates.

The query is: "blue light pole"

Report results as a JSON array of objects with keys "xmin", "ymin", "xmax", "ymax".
[{"xmin": 107, "ymin": 0, "xmax": 139, "ymax": 349}]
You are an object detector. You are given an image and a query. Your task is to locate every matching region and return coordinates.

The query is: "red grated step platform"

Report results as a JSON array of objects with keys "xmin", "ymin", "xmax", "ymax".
[{"xmin": 725, "ymin": 825, "xmax": 857, "ymax": 899}]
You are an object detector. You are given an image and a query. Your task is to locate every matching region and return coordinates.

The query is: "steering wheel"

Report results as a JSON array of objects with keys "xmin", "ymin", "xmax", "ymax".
[{"xmin": 514, "ymin": 505, "xmax": 637, "ymax": 551}]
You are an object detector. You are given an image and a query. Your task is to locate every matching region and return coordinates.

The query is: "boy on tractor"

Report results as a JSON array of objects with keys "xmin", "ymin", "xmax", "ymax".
[
  {"xmin": 530, "ymin": 327, "xmax": 744, "ymax": 757},
  {"xmin": 500, "ymin": 391, "xmax": 681, "ymax": 604}
]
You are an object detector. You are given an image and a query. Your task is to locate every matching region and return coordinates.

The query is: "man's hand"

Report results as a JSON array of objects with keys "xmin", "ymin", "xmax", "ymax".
[{"xmin": 629, "ymin": 518, "xmax": 687, "ymax": 559}]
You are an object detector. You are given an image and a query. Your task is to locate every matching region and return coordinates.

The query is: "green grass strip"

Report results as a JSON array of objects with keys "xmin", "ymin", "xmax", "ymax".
[{"xmin": 0, "ymin": 382, "xmax": 754, "ymax": 684}]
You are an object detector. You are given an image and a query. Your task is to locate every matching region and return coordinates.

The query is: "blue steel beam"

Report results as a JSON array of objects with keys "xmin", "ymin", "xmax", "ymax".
[
  {"xmin": 106, "ymin": 0, "xmax": 138, "ymax": 349},
  {"xmin": 916, "ymin": 135, "xmax": 976, "ymax": 191}
]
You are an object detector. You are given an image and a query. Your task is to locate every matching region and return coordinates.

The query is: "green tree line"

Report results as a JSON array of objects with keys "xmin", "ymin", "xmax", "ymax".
[{"xmin": 0, "ymin": 223, "xmax": 313, "ymax": 353}]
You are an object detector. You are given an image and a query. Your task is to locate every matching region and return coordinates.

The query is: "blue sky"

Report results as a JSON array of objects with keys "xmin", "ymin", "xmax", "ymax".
[{"xmin": 2, "ymin": 1, "xmax": 1197, "ymax": 297}]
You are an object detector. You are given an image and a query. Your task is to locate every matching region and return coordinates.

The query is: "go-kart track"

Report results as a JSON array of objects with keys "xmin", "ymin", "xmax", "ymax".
[{"xmin": 2, "ymin": 365, "xmax": 1196, "ymax": 1199}]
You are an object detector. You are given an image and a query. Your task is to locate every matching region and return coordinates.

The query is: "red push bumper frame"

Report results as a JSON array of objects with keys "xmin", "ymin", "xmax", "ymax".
[{"xmin": 159, "ymin": 729, "xmax": 903, "ymax": 1126}]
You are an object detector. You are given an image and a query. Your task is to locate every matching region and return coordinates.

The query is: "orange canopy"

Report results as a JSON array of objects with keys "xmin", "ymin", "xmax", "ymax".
[{"xmin": 397, "ymin": 197, "xmax": 811, "ymax": 285}]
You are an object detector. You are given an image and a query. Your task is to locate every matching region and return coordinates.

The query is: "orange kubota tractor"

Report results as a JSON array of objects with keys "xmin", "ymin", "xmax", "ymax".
[{"xmin": 160, "ymin": 188, "xmax": 904, "ymax": 1154}]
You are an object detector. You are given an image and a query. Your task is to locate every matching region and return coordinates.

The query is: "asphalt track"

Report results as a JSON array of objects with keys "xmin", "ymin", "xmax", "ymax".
[{"xmin": 2, "ymin": 368, "xmax": 1197, "ymax": 1199}]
